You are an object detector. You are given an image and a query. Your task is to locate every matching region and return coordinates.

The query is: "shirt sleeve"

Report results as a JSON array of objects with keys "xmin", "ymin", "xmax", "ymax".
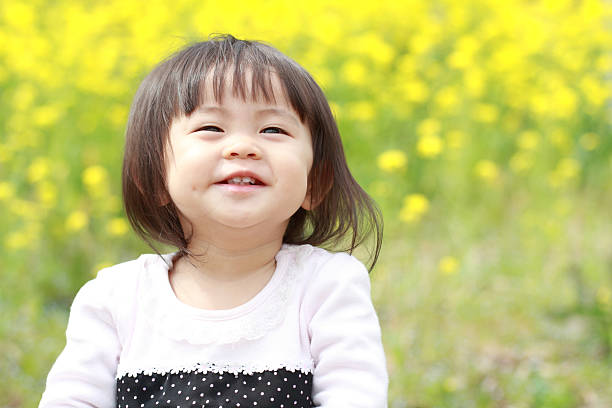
[
  {"xmin": 305, "ymin": 252, "xmax": 388, "ymax": 407},
  {"xmin": 39, "ymin": 270, "xmax": 120, "ymax": 408}
]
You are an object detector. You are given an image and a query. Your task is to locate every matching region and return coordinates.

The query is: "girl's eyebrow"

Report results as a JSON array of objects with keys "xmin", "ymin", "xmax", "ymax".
[
  {"xmin": 255, "ymin": 108, "xmax": 300, "ymax": 126},
  {"xmin": 194, "ymin": 106, "xmax": 227, "ymax": 115},
  {"xmin": 194, "ymin": 105, "xmax": 299, "ymax": 125}
]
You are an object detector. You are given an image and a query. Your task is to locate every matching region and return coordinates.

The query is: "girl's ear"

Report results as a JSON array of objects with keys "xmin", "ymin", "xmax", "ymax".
[
  {"xmin": 130, "ymin": 171, "xmax": 171, "ymax": 207},
  {"xmin": 301, "ymin": 191, "xmax": 314, "ymax": 211},
  {"xmin": 301, "ymin": 167, "xmax": 333, "ymax": 210},
  {"xmin": 158, "ymin": 190, "xmax": 171, "ymax": 207}
]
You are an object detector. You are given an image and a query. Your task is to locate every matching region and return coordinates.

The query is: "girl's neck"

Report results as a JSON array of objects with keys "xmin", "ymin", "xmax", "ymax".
[
  {"xmin": 177, "ymin": 216, "xmax": 289, "ymax": 278},
  {"xmin": 182, "ymin": 238, "xmax": 282, "ymax": 280},
  {"xmin": 168, "ymin": 237, "xmax": 283, "ymax": 310}
]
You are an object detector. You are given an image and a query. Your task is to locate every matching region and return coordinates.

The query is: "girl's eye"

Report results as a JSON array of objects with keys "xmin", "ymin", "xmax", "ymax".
[
  {"xmin": 196, "ymin": 125, "xmax": 223, "ymax": 132},
  {"xmin": 261, "ymin": 127, "xmax": 288, "ymax": 135}
]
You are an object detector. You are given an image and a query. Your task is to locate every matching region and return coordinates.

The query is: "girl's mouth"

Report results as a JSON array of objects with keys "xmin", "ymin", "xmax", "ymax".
[{"xmin": 218, "ymin": 176, "xmax": 265, "ymax": 186}]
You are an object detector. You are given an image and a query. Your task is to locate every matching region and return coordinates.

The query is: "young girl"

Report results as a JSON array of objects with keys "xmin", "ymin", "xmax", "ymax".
[{"xmin": 39, "ymin": 34, "xmax": 387, "ymax": 407}]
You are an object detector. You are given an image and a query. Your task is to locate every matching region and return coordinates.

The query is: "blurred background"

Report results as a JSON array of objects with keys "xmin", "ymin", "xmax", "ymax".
[{"xmin": 1, "ymin": 0, "xmax": 611, "ymax": 406}]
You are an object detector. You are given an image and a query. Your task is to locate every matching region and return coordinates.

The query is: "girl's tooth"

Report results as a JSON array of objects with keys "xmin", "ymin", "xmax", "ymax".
[{"xmin": 227, "ymin": 176, "xmax": 257, "ymax": 185}]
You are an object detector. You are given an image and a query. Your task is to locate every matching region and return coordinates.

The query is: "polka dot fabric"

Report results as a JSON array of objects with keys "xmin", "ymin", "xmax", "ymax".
[{"xmin": 116, "ymin": 368, "xmax": 313, "ymax": 408}]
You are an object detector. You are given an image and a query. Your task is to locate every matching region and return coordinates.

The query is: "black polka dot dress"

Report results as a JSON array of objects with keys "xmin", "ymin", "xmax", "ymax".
[{"xmin": 116, "ymin": 368, "xmax": 312, "ymax": 408}]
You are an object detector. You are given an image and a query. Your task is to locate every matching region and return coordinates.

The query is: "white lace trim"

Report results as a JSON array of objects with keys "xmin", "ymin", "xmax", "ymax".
[
  {"xmin": 140, "ymin": 244, "xmax": 312, "ymax": 345},
  {"xmin": 116, "ymin": 359, "xmax": 314, "ymax": 379}
]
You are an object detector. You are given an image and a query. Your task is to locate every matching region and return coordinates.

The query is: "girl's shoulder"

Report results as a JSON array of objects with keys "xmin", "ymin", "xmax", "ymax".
[
  {"xmin": 92, "ymin": 252, "xmax": 173, "ymax": 282},
  {"xmin": 77, "ymin": 253, "xmax": 174, "ymax": 306},
  {"xmin": 68, "ymin": 253, "xmax": 175, "ymax": 339},
  {"xmin": 280, "ymin": 244, "xmax": 370, "ymax": 288},
  {"xmin": 282, "ymin": 242, "xmax": 366, "ymax": 268}
]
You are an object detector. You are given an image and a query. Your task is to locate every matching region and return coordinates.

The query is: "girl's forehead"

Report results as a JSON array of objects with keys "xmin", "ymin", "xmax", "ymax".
[{"xmin": 198, "ymin": 67, "xmax": 289, "ymax": 105}]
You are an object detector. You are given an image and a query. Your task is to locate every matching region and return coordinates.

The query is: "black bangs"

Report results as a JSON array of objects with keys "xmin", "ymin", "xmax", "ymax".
[{"xmin": 170, "ymin": 35, "xmax": 309, "ymax": 120}]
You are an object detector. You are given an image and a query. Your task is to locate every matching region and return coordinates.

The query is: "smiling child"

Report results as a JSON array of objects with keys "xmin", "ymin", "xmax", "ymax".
[{"xmin": 39, "ymin": 34, "xmax": 387, "ymax": 408}]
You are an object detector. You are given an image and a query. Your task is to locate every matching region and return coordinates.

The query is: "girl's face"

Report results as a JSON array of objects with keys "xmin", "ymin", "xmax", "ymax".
[{"xmin": 165, "ymin": 73, "xmax": 313, "ymax": 243}]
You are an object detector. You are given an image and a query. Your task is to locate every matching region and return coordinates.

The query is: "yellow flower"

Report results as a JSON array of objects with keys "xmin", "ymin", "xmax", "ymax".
[
  {"xmin": 417, "ymin": 134, "xmax": 444, "ymax": 158},
  {"xmin": 27, "ymin": 157, "xmax": 51, "ymax": 183},
  {"xmin": 0, "ymin": 143, "xmax": 11, "ymax": 162},
  {"xmin": 556, "ymin": 158, "xmax": 580, "ymax": 179},
  {"xmin": 435, "ymin": 87, "xmax": 459, "ymax": 111},
  {"xmin": 439, "ymin": 256, "xmax": 459, "ymax": 275},
  {"xmin": 82, "ymin": 165, "xmax": 108, "ymax": 188},
  {"xmin": 401, "ymin": 79, "xmax": 429, "ymax": 103},
  {"xmin": 36, "ymin": 181, "xmax": 57, "ymax": 207},
  {"xmin": 517, "ymin": 130, "xmax": 540, "ymax": 151},
  {"xmin": 490, "ymin": 44, "xmax": 523, "ymax": 73},
  {"xmin": 417, "ymin": 118, "xmax": 441, "ymax": 137},
  {"xmin": 530, "ymin": 93, "xmax": 551, "ymax": 116},
  {"xmin": 0, "ymin": 182, "xmax": 16, "ymax": 201},
  {"xmin": 3, "ymin": 1, "xmax": 35, "ymax": 30},
  {"xmin": 443, "ymin": 376, "xmax": 464, "ymax": 392},
  {"xmin": 107, "ymin": 218, "xmax": 129, "ymax": 236},
  {"xmin": 5, "ymin": 223, "xmax": 40, "ymax": 250},
  {"xmin": 5, "ymin": 230, "xmax": 30, "ymax": 250},
  {"xmin": 597, "ymin": 287, "xmax": 611, "ymax": 306},
  {"xmin": 341, "ymin": 59, "xmax": 367, "ymax": 85},
  {"xmin": 66, "ymin": 211, "xmax": 89, "ymax": 232},
  {"xmin": 548, "ymin": 158, "xmax": 581, "ymax": 188},
  {"xmin": 596, "ymin": 55, "xmax": 612, "ymax": 73},
  {"xmin": 510, "ymin": 152, "xmax": 534, "ymax": 173},
  {"xmin": 410, "ymin": 29, "xmax": 437, "ymax": 55},
  {"xmin": 465, "ymin": 69, "xmax": 484, "ymax": 97},
  {"xmin": 448, "ymin": 49, "xmax": 472, "ymax": 70},
  {"xmin": 13, "ymin": 83, "xmax": 37, "ymax": 111},
  {"xmin": 457, "ymin": 35, "xmax": 480, "ymax": 55},
  {"xmin": 308, "ymin": 66, "xmax": 332, "ymax": 90},
  {"xmin": 400, "ymin": 194, "xmax": 429, "ymax": 223},
  {"xmin": 474, "ymin": 160, "xmax": 499, "ymax": 182},
  {"xmin": 346, "ymin": 101, "xmax": 375, "ymax": 121},
  {"xmin": 474, "ymin": 104, "xmax": 499, "ymax": 123},
  {"xmin": 108, "ymin": 105, "xmax": 128, "ymax": 127},
  {"xmin": 548, "ymin": 129, "xmax": 571, "ymax": 151},
  {"xmin": 580, "ymin": 76, "xmax": 610, "ymax": 107},
  {"xmin": 547, "ymin": 173, "xmax": 562, "ymax": 189},
  {"xmin": 33, "ymin": 105, "xmax": 62, "ymax": 127},
  {"xmin": 377, "ymin": 150, "xmax": 407, "ymax": 172},
  {"xmin": 397, "ymin": 54, "xmax": 416, "ymax": 75},
  {"xmin": 579, "ymin": 133, "xmax": 599, "ymax": 150},
  {"xmin": 552, "ymin": 86, "xmax": 577, "ymax": 118},
  {"xmin": 9, "ymin": 199, "xmax": 39, "ymax": 220},
  {"xmin": 352, "ymin": 31, "xmax": 394, "ymax": 66},
  {"xmin": 447, "ymin": 36, "xmax": 479, "ymax": 70}
]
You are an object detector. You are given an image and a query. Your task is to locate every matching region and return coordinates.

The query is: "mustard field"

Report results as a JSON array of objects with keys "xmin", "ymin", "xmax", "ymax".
[{"xmin": 1, "ymin": 0, "xmax": 611, "ymax": 406}]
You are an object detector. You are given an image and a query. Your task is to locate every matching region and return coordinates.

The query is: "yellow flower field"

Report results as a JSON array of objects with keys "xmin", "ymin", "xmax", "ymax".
[{"xmin": 1, "ymin": 0, "xmax": 611, "ymax": 406}]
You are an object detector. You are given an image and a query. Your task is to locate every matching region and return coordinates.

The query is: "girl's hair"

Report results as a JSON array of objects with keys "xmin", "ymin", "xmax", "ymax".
[{"xmin": 122, "ymin": 34, "xmax": 383, "ymax": 270}]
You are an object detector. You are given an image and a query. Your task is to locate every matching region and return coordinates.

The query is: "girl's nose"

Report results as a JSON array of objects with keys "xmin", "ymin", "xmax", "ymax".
[{"xmin": 222, "ymin": 140, "xmax": 262, "ymax": 160}]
